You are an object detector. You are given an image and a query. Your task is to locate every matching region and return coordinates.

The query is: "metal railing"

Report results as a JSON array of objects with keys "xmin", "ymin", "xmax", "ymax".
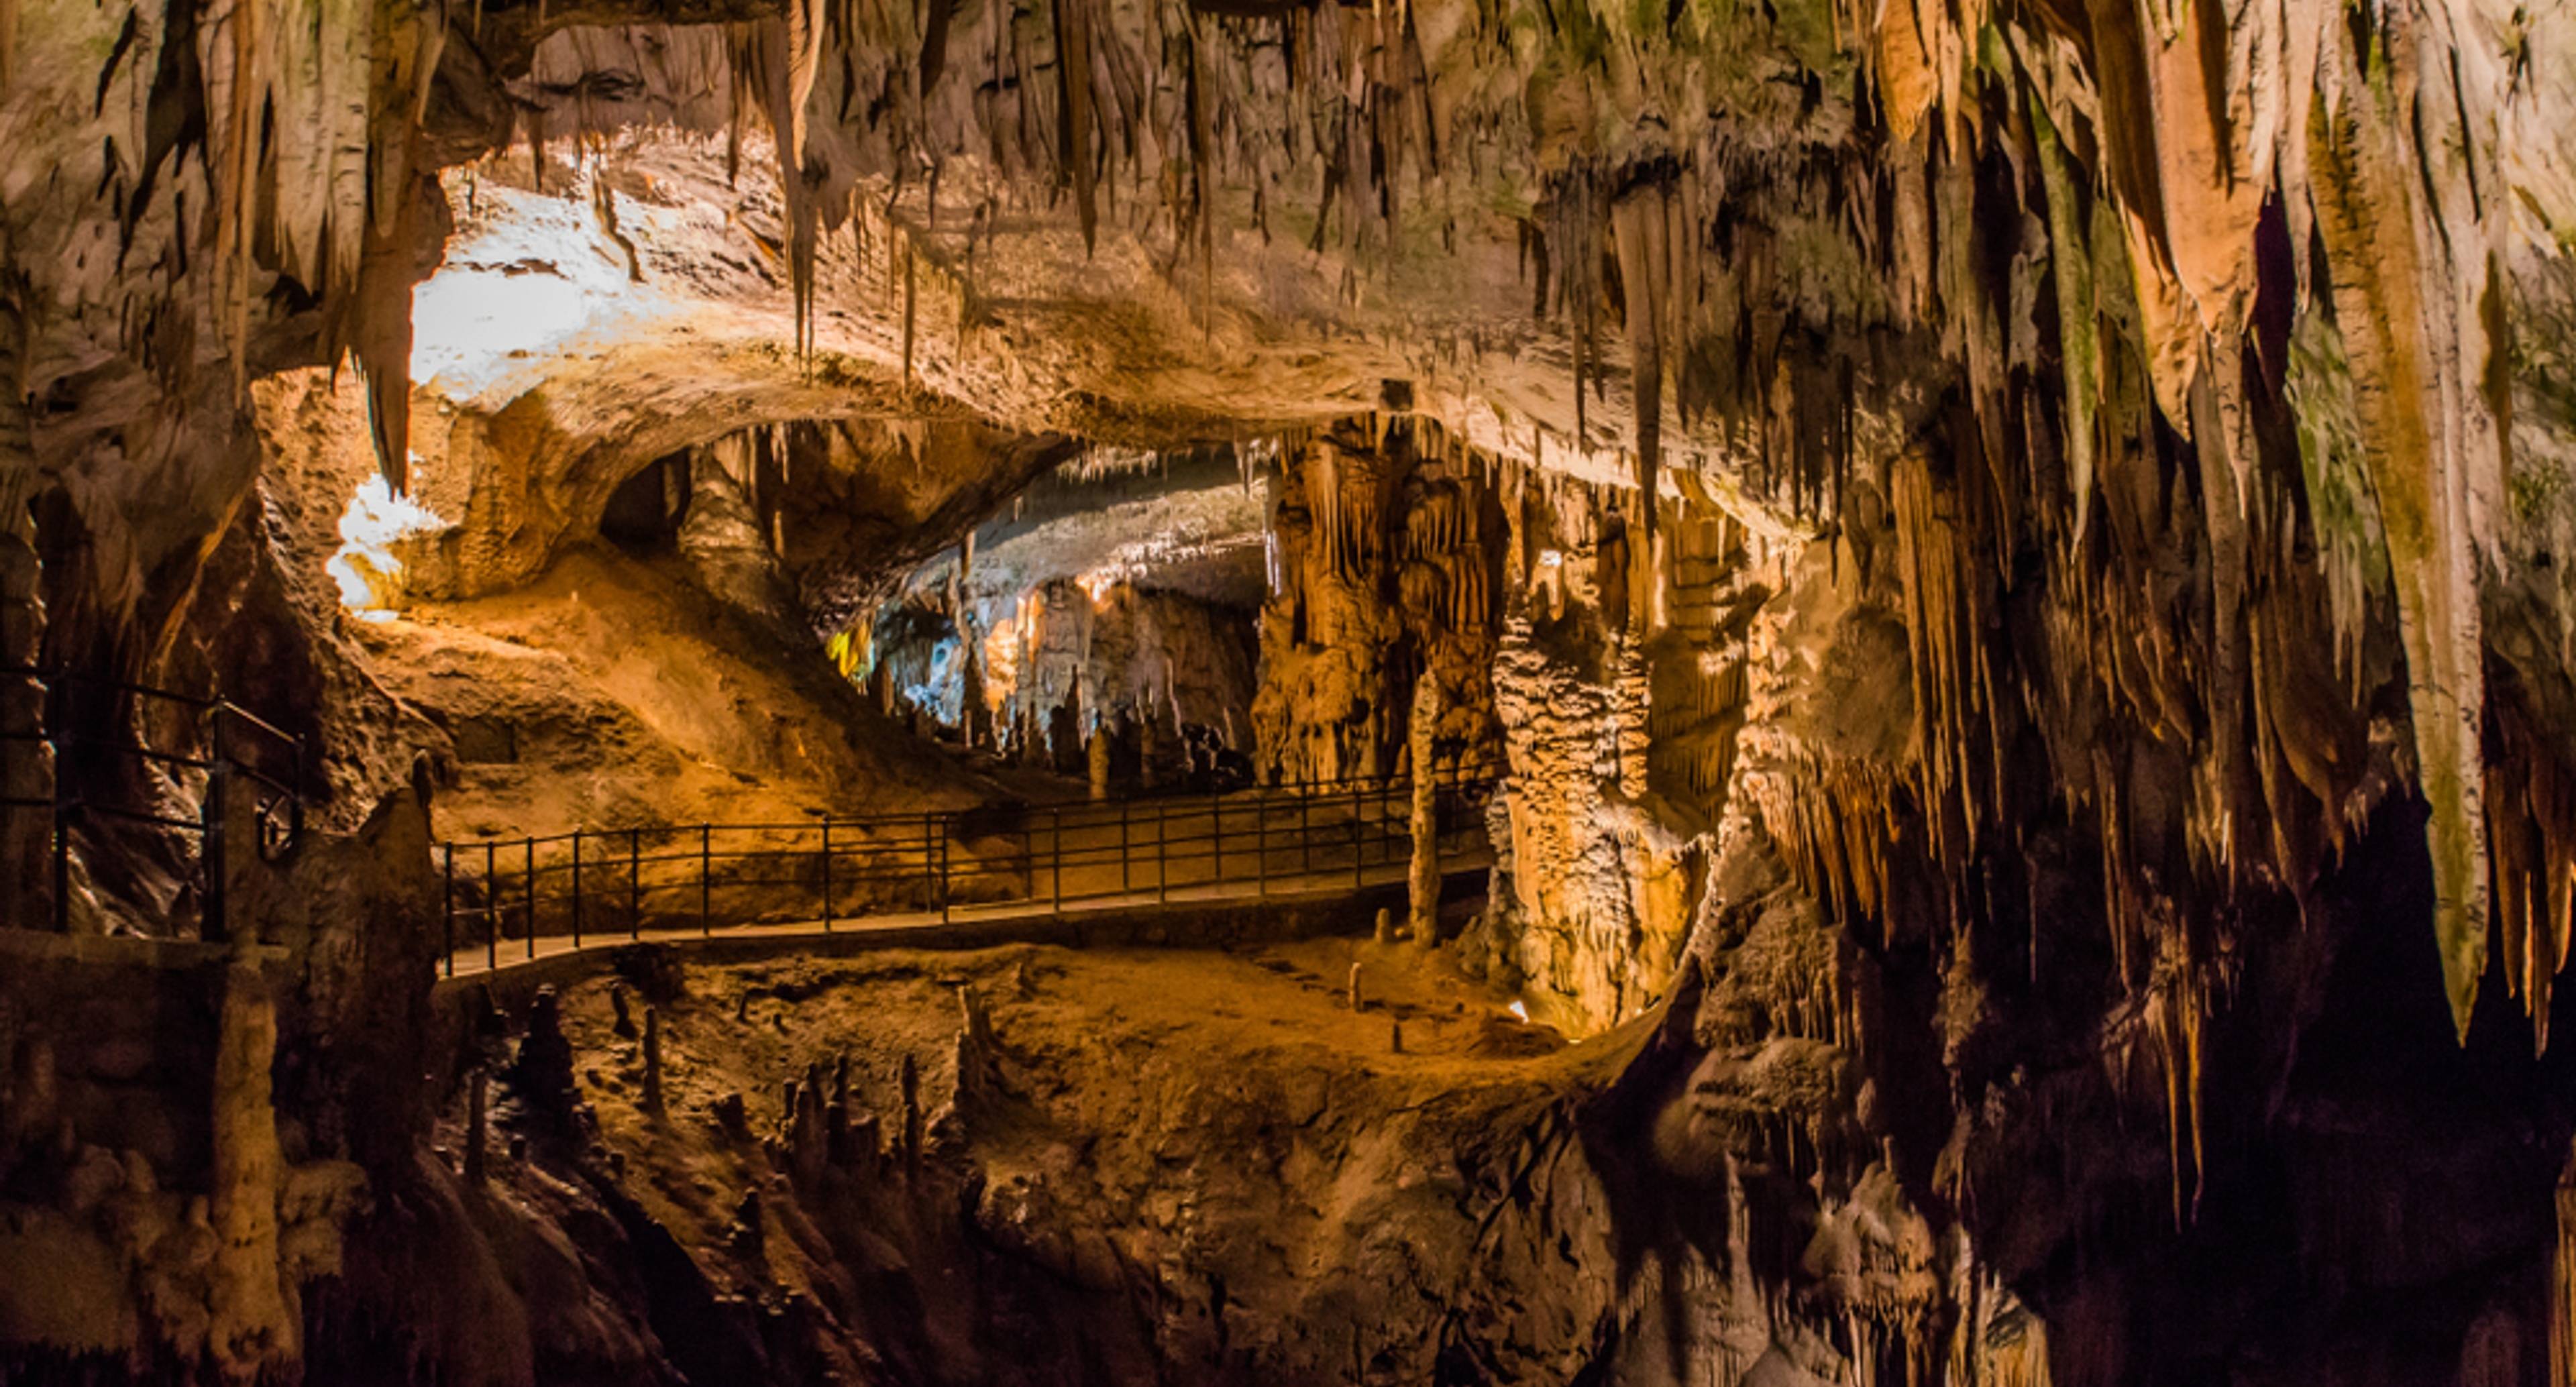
[
  {"xmin": 435, "ymin": 767, "xmax": 1501, "ymax": 977},
  {"xmin": 0, "ymin": 666, "xmax": 310, "ymax": 937}
]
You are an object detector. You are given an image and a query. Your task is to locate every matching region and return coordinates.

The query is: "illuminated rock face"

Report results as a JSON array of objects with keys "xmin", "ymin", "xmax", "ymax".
[{"xmin": 1250, "ymin": 419, "xmax": 1507, "ymax": 787}]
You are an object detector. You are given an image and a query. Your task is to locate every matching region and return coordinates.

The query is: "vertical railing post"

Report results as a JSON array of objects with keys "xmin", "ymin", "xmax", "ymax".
[
  {"xmin": 1380, "ymin": 781, "xmax": 1393, "ymax": 875},
  {"xmin": 484, "ymin": 840, "xmax": 498, "ymax": 972},
  {"xmin": 938, "ymin": 819, "xmax": 951, "ymax": 923},
  {"xmin": 1119, "ymin": 796, "xmax": 1130, "ymax": 896},
  {"xmin": 38, "ymin": 677, "xmax": 64, "ymax": 932},
  {"xmin": 1351, "ymin": 788, "xmax": 1364, "ymax": 889},
  {"xmin": 1257, "ymin": 792, "xmax": 1269, "ymax": 897},
  {"xmin": 289, "ymin": 734, "xmax": 307, "ymax": 846},
  {"xmin": 1211, "ymin": 792, "xmax": 1224, "ymax": 887},
  {"xmin": 1156, "ymin": 800, "xmax": 1169, "ymax": 904},
  {"xmin": 629, "ymin": 828, "xmax": 642, "ymax": 940},
  {"xmin": 922, "ymin": 812, "xmax": 936, "ymax": 914},
  {"xmin": 202, "ymin": 716, "xmax": 229, "ymax": 944},
  {"xmin": 571, "ymin": 831, "xmax": 584, "ymax": 949},
  {"xmin": 820, "ymin": 817, "xmax": 833, "ymax": 932},
  {"xmin": 1299, "ymin": 787, "xmax": 1311, "ymax": 879},
  {"xmin": 51, "ymin": 802, "xmax": 71, "ymax": 935},
  {"xmin": 442, "ymin": 843, "xmax": 455, "ymax": 979},
  {"xmin": 525, "ymin": 836, "xmax": 537, "ymax": 960},
  {"xmin": 699, "ymin": 824, "xmax": 712, "ymax": 936}
]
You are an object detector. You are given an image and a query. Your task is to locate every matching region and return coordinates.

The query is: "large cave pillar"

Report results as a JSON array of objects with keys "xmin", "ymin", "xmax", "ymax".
[{"xmin": 1460, "ymin": 466, "xmax": 1755, "ymax": 1034}]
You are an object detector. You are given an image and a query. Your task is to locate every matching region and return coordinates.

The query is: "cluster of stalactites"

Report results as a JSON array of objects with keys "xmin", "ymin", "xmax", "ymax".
[
  {"xmin": 1529, "ymin": 153, "xmax": 1883, "ymax": 529},
  {"xmin": 2488, "ymin": 694, "xmax": 2576, "ymax": 1052},
  {"xmin": 1656, "ymin": 0, "xmax": 2544, "ymax": 1063},
  {"xmin": 1719, "ymin": 0, "xmax": 2549, "ymax": 1231},
  {"xmin": 83, "ymin": 0, "xmax": 438, "ymax": 492},
  {"xmin": 549, "ymin": 0, "xmax": 1518, "ymax": 370}
]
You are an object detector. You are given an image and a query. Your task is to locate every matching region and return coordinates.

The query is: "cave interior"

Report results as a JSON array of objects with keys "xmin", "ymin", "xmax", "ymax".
[{"xmin": 1, "ymin": 0, "xmax": 2575, "ymax": 1382}]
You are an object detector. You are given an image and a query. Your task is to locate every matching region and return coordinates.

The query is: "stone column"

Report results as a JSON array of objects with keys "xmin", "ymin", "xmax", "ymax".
[
  {"xmin": 1407, "ymin": 677, "xmax": 1441, "ymax": 946},
  {"xmin": 208, "ymin": 957, "xmax": 295, "ymax": 1377}
]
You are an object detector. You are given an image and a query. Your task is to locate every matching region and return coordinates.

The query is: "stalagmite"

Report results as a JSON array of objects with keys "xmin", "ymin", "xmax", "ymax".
[
  {"xmin": 1087, "ymin": 728, "xmax": 1110, "ymax": 801},
  {"xmin": 464, "ymin": 1068, "xmax": 488, "ymax": 1186},
  {"xmin": 898, "ymin": 1054, "xmax": 923, "ymax": 1172},
  {"xmin": 642, "ymin": 1007, "xmax": 665, "ymax": 1117},
  {"xmin": 1346, "ymin": 962, "xmax": 1364, "ymax": 1012}
]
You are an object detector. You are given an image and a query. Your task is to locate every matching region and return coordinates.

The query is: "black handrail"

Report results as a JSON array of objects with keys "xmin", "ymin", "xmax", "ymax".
[
  {"xmin": 433, "ymin": 773, "xmax": 1502, "ymax": 976},
  {"xmin": 0, "ymin": 665, "xmax": 312, "ymax": 937}
]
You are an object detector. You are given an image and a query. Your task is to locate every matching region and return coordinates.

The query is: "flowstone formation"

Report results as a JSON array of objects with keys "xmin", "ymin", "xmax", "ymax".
[{"xmin": 2, "ymin": 0, "xmax": 2575, "ymax": 1378}]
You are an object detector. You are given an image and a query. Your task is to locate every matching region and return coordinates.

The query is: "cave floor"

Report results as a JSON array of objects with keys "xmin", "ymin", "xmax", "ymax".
[{"xmin": 530, "ymin": 934, "xmax": 1628, "ymax": 1319}]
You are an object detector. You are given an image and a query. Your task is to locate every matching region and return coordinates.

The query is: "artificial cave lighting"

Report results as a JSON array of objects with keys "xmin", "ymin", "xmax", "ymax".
[{"xmin": 328, "ymin": 473, "xmax": 448, "ymax": 616}]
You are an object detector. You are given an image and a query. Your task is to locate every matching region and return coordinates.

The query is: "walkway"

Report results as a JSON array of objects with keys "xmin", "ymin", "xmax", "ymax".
[{"xmin": 437, "ymin": 773, "xmax": 1499, "ymax": 980}]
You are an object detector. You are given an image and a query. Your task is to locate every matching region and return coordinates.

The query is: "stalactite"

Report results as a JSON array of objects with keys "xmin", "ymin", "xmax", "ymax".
[
  {"xmin": 2489, "ymin": 690, "xmax": 2576, "ymax": 1050},
  {"xmin": 902, "ymin": 237, "xmax": 918, "ymax": 388},
  {"xmin": 2031, "ymin": 100, "xmax": 2100, "ymax": 550},
  {"xmin": 2309, "ymin": 72, "xmax": 2493, "ymax": 1038},
  {"xmin": 1053, "ymin": 0, "xmax": 1098, "ymax": 255}
]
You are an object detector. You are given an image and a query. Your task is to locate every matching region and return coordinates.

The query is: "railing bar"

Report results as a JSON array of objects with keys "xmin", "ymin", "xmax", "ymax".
[
  {"xmin": 117, "ymin": 746, "xmax": 215, "ymax": 771},
  {"xmin": 443, "ymin": 844, "xmax": 456, "ymax": 979},
  {"xmin": 571, "ymin": 831, "xmax": 583, "ymax": 948},
  {"xmin": 211, "ymin": 700, "xmax": 299, "ymax": 744},
  {"xmin": 63, "ymin": 805, "xmax": 207, "ymax": 832},
  {"xmin": 423, "ymin": 775, "xmax": 1497, "ymax": 970}
]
